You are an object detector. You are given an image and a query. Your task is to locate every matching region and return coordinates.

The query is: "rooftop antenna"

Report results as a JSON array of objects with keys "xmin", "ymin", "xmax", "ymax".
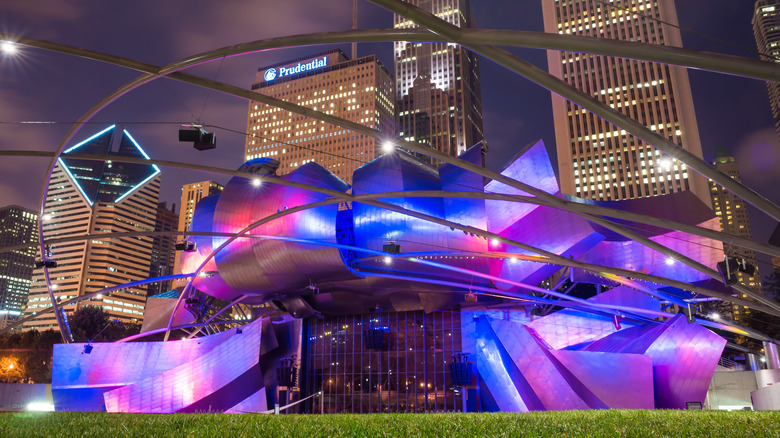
[{"xmin": 352, "ymin": 0, "xmax": 357, "ymax": 59}]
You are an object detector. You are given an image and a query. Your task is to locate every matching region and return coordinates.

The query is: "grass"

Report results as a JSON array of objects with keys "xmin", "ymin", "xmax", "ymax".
[{"xmin": 1, "ymin": 410, "xmax": 779, "ymax": 437}]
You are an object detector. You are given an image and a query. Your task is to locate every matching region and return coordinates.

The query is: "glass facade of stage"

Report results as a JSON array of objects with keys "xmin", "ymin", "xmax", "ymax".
[{"xmin": 303, "ymin": 310, "xmax": 462, "ymax": 413}]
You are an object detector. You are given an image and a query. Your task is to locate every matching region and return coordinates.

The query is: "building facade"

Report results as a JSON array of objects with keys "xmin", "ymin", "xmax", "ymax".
[
  {"xmin": 0, "ymin": 205, "xmax": 38, "ymax": 327},
  {"xmin": 173, "ymin": 181, "xmax": 223, "ymax": 276},
  {"xmin": 245, "ymin": 49, "xmax": 395, "ymax": 184},
  {"xmin": 541, "ymin": 0, "xmax": 709, "ymax": 203},
  {"xmin": 708, "ymin": 146, "xmax": 761, "ymax": 324},
  {"xmin": 148, "ymin": 202, "xmax": 178, "ymax": 296},
  {"xmin": 753, "ymin": 0, "xmax": 780, "ymax": 143},
  {"xmin": 393, "ymin": 0, "xmax": 484, "ymax": 159},
  {"xmin": 24, "ymin": 125, "xmax": 160, "ymax": 330}
]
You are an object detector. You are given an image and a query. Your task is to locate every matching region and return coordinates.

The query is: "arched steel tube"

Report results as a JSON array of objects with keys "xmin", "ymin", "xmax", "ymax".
[
  {"xmin": 11, "ymin": 28, "xmax": 780, "ymax": 84},
  {"xmin": 7, "ymin": 151, "xmax": 776, "ymax": 316},
  {"xmin": 4, "ymin": 150, "xmax": 779, "ymax": 259},
  {"xmin": 13, "ymin": 25, "xmax": 780, "ymax": 338},
  {"xmin": 357, "ymin": 270, "xmax": 773, "ymax": 341},
  {"xmin": 370, "ymin": 0, "xmax": 780, "ymax": 222},
  {"xmin": 117, "ymin": 319, "xmax": 249, "ymax": 343},
  {"xmin": 0, "ymin": 273, "xmax": 194, "ymax": 336},
  {"xmin": 17, "ymin": 39, "xmax": 776, "ymax": 318}
]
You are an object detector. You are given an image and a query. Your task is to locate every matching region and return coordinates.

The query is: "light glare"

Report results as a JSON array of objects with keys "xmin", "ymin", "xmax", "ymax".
[
  {"xmin": 665, "ymin": 257, "xmax": 675, "ymax": 266},
  {"xmin": 252, "ymin": 178, "xmax": 262, "ymax": 187},
  {"xmin": 1, "ymin": 41, "xmax": 18, "ymax": 55},
  {"xmin": 382, "ymin": 142, "xmax": 394, "ymax": 153},
  {"xmin": 27, "ymin": 402, "xmax": 55, "ymax": 412},
  {"xmin": 383, "ymin": 256, "xmax": 392, "ymax": 264}
]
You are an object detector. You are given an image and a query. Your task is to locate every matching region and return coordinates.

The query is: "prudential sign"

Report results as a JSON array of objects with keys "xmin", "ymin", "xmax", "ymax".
[{"xmin": 264, "ymin": 56, "xmax": 328, "ymax": 82}]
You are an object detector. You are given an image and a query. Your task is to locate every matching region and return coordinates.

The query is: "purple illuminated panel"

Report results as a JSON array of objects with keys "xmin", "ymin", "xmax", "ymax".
[
  {"xmin": 462, "ymin": 311, "xmax": 656, "ymax": 411},
  {"xmin": 584, "ymin": 314, "xmax": 726, "ymax": 409},
  {"xmin": 52, "ymin": 318, "xmax": 267, "ymax": 413},
  {"xmin": 527, "ymin": 286, "xmax": 654, "ymax": 350},
  {"xmin": 484, "ymin": 140, "xmax": 560, "ymax": 234}
]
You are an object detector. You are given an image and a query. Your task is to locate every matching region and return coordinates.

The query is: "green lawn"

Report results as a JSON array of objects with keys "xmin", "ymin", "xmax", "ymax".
[{"xmin": 1, "ymin": 410, "xmax": 779, "ymax": 437}]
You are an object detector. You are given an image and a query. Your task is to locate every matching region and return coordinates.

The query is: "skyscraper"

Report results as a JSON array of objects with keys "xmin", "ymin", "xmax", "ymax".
[
  {"xmin": 24, "ymin": 125, "xmax": 161, "ymax": 330},
  {"xmin": 0, "ymin": 205, "xmax": 38, "ymax": 329},
  {"xmin": 393, "ymin": 0, "xmax": 484, "ymax": 159},
  {"xmin": 541, "ymin": 0, "xmax": 709, "ymax": 203},
  {"xmin": 148, "ymin": 202, "xmax": 178, "ymax": 296},
  {"xmin": 753, "ymin": 0, "xmax": 780, "ymax": 142},
  {"xmin": 708, "ymin": 146, "xmax": 761, "ymax": 323},
  {"xmin": 173, "ymin": 181, "xmax": 223, "ymax": 275},
  {"xmin": 245, "ymin": 49, "xmax": 395, "ymax": 184}
]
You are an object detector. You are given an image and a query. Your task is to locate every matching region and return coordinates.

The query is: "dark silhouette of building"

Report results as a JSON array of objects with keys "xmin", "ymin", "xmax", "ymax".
[{"xmin": 148, "ymin": 202, "xmax": 178, "ymax": 296}]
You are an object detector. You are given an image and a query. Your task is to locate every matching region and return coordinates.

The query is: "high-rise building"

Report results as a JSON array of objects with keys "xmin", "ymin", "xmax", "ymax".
[
  {"xmin": 769, "ymin": 224, "xmax": 780, "ymax": 276},
  {"xmin": 24, "ymin": 125, "xmax": 161, "ymax": 330},
  {"xmin": 0, "ymin": 205, "xmax": 38, "ymax": 328},
  {"xmin": 173, "ymin": 181, "xmax": 223, "ymax": 275},
  {"xmin": 753, "ymin": 0, "xmax": 780, "ymax": 143},
  {"xmin": 148, "ymin": 202, "xmax": 178, "ymax": 296},
  {"xmin": 541, "ymin": 0, "xmax": 709, "ymax": 203},
  {"xmin": 245, "ymin": 49, "xmax": 395, "ymax": 184},
  {"xmin": 708, "ymin": 146, "xmax": 761, "ymax": 323},
  {"xmin": 393, "ymin": 0, "xmax": 484, "ymax": 160}
]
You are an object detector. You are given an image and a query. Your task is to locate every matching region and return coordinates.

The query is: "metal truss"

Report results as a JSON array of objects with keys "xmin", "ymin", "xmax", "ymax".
[{"xmin": 3, "ymin": 8, "xmax": 780, "ymax": 341}]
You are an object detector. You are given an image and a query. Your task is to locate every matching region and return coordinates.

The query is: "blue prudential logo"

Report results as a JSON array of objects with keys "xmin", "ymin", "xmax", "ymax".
[{"xmin": 264, "ymin": 68, "xmax": 277, "ymax": 82}]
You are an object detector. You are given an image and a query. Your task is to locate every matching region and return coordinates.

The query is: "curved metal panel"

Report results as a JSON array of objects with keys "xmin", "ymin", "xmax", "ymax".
[{"xmin": 213, "ymin": 163, "xmax": 356, "ymax": 297}]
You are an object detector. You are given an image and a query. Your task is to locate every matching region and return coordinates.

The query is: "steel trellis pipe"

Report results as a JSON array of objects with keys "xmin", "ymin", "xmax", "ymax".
[{"xmin": 369, "ymin": 0, "xmax": 780, "ymax": 221}]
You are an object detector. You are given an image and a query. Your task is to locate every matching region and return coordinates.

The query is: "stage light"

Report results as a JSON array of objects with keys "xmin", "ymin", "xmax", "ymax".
[
  {"xmin": 383, "ymin": 256, "xmax": 392, "ymax": 264},
  {"xmin": 82, "ymin": 345, "xmax": 93, "ymax": 354},
  {"xmin": 27, "ymin": 402, "xmax": 54, "ymax": 412},
  {"xmin": 491, "ymin": 238, "xmax": 500, "ymax": 246},
  {"xmin": 710, "ymin": 312, "xmax": 720, "ymax": 320},
  {"xmin": 382, "ymin": 141, "xmax": 394, "ymax": 153},
  {"xmin": 665, "ymin": 257, "xmax": 675, "ymax": 266},
  {"xmin": 252, "ymin": 178, "xmax": 262, "ymax": 187},
  {"xmin": 1, "ymin": 41, "xmax": 18, "ymax": 55}
]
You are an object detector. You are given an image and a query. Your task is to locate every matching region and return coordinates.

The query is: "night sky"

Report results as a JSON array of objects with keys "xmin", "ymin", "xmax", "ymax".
[{"xmin": 1, "ymin": 1, "xmax": 778, "ymax": 270}]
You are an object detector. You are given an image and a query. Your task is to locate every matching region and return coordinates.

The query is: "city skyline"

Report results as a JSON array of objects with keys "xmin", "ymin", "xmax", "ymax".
[
  {"xmin": 543, "ymin": 0, "xmax": 709, "ymax": 204},
  {"xmin": 24, "ymin": 125, "xmax": 160, "ymax": 330},
  {"xmin": 0, "ymin": 0, "xmax": 778, "ymax": 270}
]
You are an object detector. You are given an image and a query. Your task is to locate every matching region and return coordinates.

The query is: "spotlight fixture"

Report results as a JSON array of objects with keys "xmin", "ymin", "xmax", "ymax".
[
  {"xmin": 236, "ymin": 327, "xmax": 243, "ymax": 335},
  {"xmin": 82, "ymin": 345, "xmax": 93, "ymax": 355},
  {"xmin": 178, "ymin": 124, "xmax": 216, "ymax": 151},
  {"xmin": 717, "ymin": 255, "xmax": 756, "ymax": 286},
  {"xmin": 252, "ymin": 178, "xmax": 262, "ymax": 187},
  {"xmin": 175, "ymin": 240, "xmax": 196, "ymax": 252},
  {"xmin": 382, "ymin": 241, "xmax": 401, "ymax": 254},
  {"xmin": 465, "ymin": 291, "xmax": 477, "ymax": 303},
  {"xmin": 382, "ymin": 141, "xmax": 395, "ymax": 153},
  {"xmin": 35, "ymin": 258, "xmax": 57, "ymax": 268},
  {"xmin": 383, "ymin": 256, "xmax": 392, "ymax": 264}
]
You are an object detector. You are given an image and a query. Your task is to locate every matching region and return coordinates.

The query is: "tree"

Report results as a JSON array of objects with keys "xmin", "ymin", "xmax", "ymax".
[
  {"xmin": 68, "ymin": 307, "xmax": 142, "ymax": 343},
  {"xmin": 69, "ymin": 306, "xmax": 110, "ymax": 343}
]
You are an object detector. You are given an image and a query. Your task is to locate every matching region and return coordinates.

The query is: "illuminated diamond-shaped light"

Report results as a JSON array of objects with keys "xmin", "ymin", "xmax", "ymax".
[{"xmin": 58, "ymin": 126, "xmax": 160, "ymax": 205}]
